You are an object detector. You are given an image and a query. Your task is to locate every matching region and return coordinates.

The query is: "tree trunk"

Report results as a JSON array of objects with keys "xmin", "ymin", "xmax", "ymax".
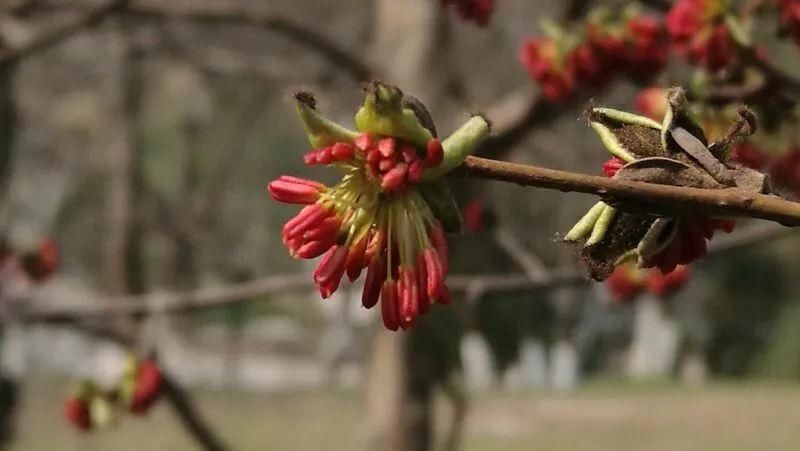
[
  {"xmin": 104, "ymin": 27, "xmax": 146, "ymax": 297},
  {"xmin": 361, "ymin": 1, "xmax": 451, "ymax": 450}
]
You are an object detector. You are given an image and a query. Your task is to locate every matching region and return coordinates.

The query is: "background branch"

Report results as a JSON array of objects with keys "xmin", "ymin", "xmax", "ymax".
[{"xmin": 0, "ymin": 0, "xmax": 127, "ymax": 66}]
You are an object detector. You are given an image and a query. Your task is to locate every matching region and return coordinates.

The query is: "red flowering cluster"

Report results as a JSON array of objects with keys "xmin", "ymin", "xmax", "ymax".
[
  {"xmin": 634, "ymin": 87, "xmax": 669, "ymax": 121},
  {"xmin": 0, "ymin": 237, "xmax": 59, "ymax": 284},
  {"xmin": 769, "ymin": 147, "xmax": 800, "ymax": 197},
  {"xmin": 519, "ymin": 39, "xmax": 575, "ymax": 101},
  {"xmin": 645, "ymin": 215, "xmax": 735, "ymax": 274},
  {"xmin": 729, "ymin": 144, "xmax": 800, "ymax": 198},
  {"xmin": 667, "ymin": 0, "xmax": 737, "ymax": 72},
  {"xmin": 64, "ymin": 359, "xmax": 164, "ymax": 432},
  {"xmin": 730, "ymin": 142, "xmax": 768, "ymax": 170},
  {"xmin": 587, "ymin": 16, "xmax": 670, "ymax": 81},
  {"xmin": 600, "ymin": 156, "xmax": 735, "ymax": 274},
  {"xmin": 520, "ymin": 14, "xmax": 668, "ymax": 102},
  {"xmin": 441, "ymin": 0, "xmax": 494, "ymax": 26},
  {"xmin": 778, "ymin": 0, "xmax": 800, "ymax": 46},
  {"xmin": 270, "ymin": 132, "xmax": 452, "ymax": 331},
  {"xmin": 607, "ymin": 264, "xmax": 691, "ymax": 303}
]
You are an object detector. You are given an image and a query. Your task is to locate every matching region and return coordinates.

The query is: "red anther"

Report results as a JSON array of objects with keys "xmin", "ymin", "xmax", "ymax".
[
  {"xmin": 437, "ymin": 285, "xmax": 452, "ymax": 305},
  {"xmin": 331, "ymin": 143, "xmax": 355, "ymax": 161},
  {"xmin": 314, "ymin": 246, "xmax": 348, "ymax": 285},
  {"xmin": 366, "ymin": 148, "xmax": 382, "ymax": 164},
  {"xmin": 303, "ymin": 218, "xmax": 339, "ymax": 245},
  {"xmin": 407, "ymin": 160, "xmax": 424, "ymax": 183},
  {"xmin": 365, "ymin": 230, "xmax": 385, "ymax": 263},
  {"xmin": 303, "ymin": 151, "xmax": 318, "ymax": 165},
  {"xmin": 416, "ymin": 252, "xmax": 431, "ymax": 313},
  {"xmin": 602, "ymin": 157, "xmax": 625, "ymax": 178},
  {"xmin": 283, "ymin": 205, "xmax": 330, "ymax": 242},
  {"xmin": 429, "ymin": 223, "xmax": 449, "ymax": 274},
  {"xmin": 423, "ymin": 248, "xmax": 444, "ymax": 301},
  {"xmin": 399, "ymin": 268, "xmax": 419, "ymax": 329},
  {"xmin": 268, "ymin": 178, "xmax": 322, "ymax": 204},
  {"xmin": 316, "ymin": 147, "xmax": 334, "ymax": 164},
  {"xmin": 379, "ymin": 158, "xmax": 395, "ymax": 172},
  {"xmin": 378, "ymin": 138, "xmax": 396, "ymax": 158},
  {"xmin": 400, "ymin": 144, "xmax": 418, "ymax": 163},
  {"xmin": 295, "ymin": 240, "xmax": 332, "ymax": 259},
  {"xmin": 362, "ymin": 256, "xmax": 386, "ymax": 309},
  {"xmin": 381, "ymin": 280, "xmax": 400, "ymax": 331},
  {"xmin": 278, "ymin": 175, "xmax": 325, "ymax": 190},
  {"xmin": 424, "ymin": 139, "xmax": 444, "ymax": 168},
  {"xmin": 381, "ymin": 163, "xmax": 409, "ymax": 191},
  {"xmin": 345, "ymin": 234, "xmax": 369, "ymax": 282},
  {"xmin": 355, "ymin": 133, "xmax": 373, "ymax": 151}
]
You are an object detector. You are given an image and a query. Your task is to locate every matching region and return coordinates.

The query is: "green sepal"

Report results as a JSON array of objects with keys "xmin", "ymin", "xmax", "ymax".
[
  {"xmin": 423, "ymin": 115, "xmax": 490, "ymax": 181},
  {"xmin": 586, "ymin": 204, "xmax": 617, "ymax": 245},
  {"xmin": 354, "ymin": 82, "xmax": 434, "ymax": 148},
  {"xmin": 725, "ymin": 14, "xmax": 751, "ymax": 48},
  {"xmin": 418, "ymin": 181, "xmax": 462, "ymax": 234},
  {"xmin": 564, "ymin": 201, "xmax": 607, "ymax": 241},
  {"xmin": 295, "ymin": 92, "xmax": 359, "ymax": 149},
  {"xmin": 587, "ymin": 107, "xmax": 664, "ymax": 162}
]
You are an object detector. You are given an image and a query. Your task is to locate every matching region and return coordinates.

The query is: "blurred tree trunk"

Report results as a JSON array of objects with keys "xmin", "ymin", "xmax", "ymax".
[
  {"xmin": 0, "ymin": 53, "xmax": 19, "ymax": 450},
  {"xmin": 104, "ymin": 27, "xmax": 146, "ymax": 298},
  {"xmin": 362, "ymin": 2, "xmax": 452, "ymax": 451},
  {"xmin": 0, "ymin": 63, "xmax": 15, "ymax": 210}
]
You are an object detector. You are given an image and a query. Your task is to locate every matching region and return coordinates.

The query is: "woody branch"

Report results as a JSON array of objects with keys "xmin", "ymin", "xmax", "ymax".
[{"xmin": 460, "ymin": 156, "xmax": 800, "ymax": 226}]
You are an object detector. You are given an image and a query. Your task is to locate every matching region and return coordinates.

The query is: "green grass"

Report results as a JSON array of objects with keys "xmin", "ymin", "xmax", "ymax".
[{"xmin": 11, "ymin": 379, "xmax": 800, "ymax": 451}]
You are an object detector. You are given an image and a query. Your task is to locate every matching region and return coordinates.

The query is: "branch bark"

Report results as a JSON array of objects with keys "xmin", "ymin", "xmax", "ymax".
[{"xmin": 460, "ymin": 156, "xmax": 800, "ymax": 226}]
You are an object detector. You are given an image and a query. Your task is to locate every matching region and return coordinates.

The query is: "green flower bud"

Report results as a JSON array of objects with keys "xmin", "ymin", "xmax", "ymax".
[{"xmin": 423, "ymin": 115, "xmax": 491, "ymax": 181}]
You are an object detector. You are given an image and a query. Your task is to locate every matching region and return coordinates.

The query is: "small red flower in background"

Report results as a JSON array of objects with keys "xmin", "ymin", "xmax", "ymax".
[
  {"xmin": 620, "ymin": 17, "xmax": 670, "ymax": 79},
  {"xmin": 519, "ymin": 38, "xmax": 576, "ymax": 102},
  {"xmin": 607, "ymin": 264, "xmax": 691, "ymax": 303},
  {"xmin": 730, "ymin": 143, "xmax": 768, "ymax": 170},
  {"xmin": 63, "ymin": 397, "xmax": 91, "ymax": 431},
  {"xmin": 463, "ymin": 200, "xmax": 487, "ymax": 233},
  {"xmin": 20, "ymin": 238, "xmax": 59, "ymax": 282},
  {"xmin": 645, "ymin": 215, "xmax": 734, "ymax": 274},
  {"xmin": 646, "ymin": 265, "xmax": 691, "ymax": 297},
  {"xmin": 778, "ymin": 0, "xmax": 800, "ymax": 47},
  {"xmin": 667, "ymin": 0, "xmax": 737, "ymax": 72},
  {"xmin": 607, "ymin": 265, "xmax": 645, "ymax": 302},
  {"xmin": 129, "ymin": 360, "xmax": 162, "ymax": 415},
  {"xmin": 634, "ymin": 87, "xmax": 669, "ymax": 122},
  {"xmin": 441, "ymin": 0, "xmax": 494, "ymax": 26},
  {"xmin": 769, "ymin": 147, "xmax": 800, "ymax": 197}
]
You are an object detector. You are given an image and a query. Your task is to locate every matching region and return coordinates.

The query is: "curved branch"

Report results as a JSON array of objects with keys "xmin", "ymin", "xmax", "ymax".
[
  {"xmin": 460, "ymin": 156, "xmax": 800, "ymax": 225},
  {"xmin": 0, "ymin": 0, "xmax": 128, "ymax": 66}
]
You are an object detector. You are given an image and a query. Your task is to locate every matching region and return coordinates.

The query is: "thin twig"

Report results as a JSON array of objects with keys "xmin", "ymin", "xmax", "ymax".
[
  {"xmin": 30, "ymin": 1, "xmax": 373, "ymax": 82},
  {"xmin": 460, "ymin": 156, "xmax": 800, "ymax": 226},
  {"xmin": 0, "ymin": 0, "xmax": 128, "ymax": 66}
]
